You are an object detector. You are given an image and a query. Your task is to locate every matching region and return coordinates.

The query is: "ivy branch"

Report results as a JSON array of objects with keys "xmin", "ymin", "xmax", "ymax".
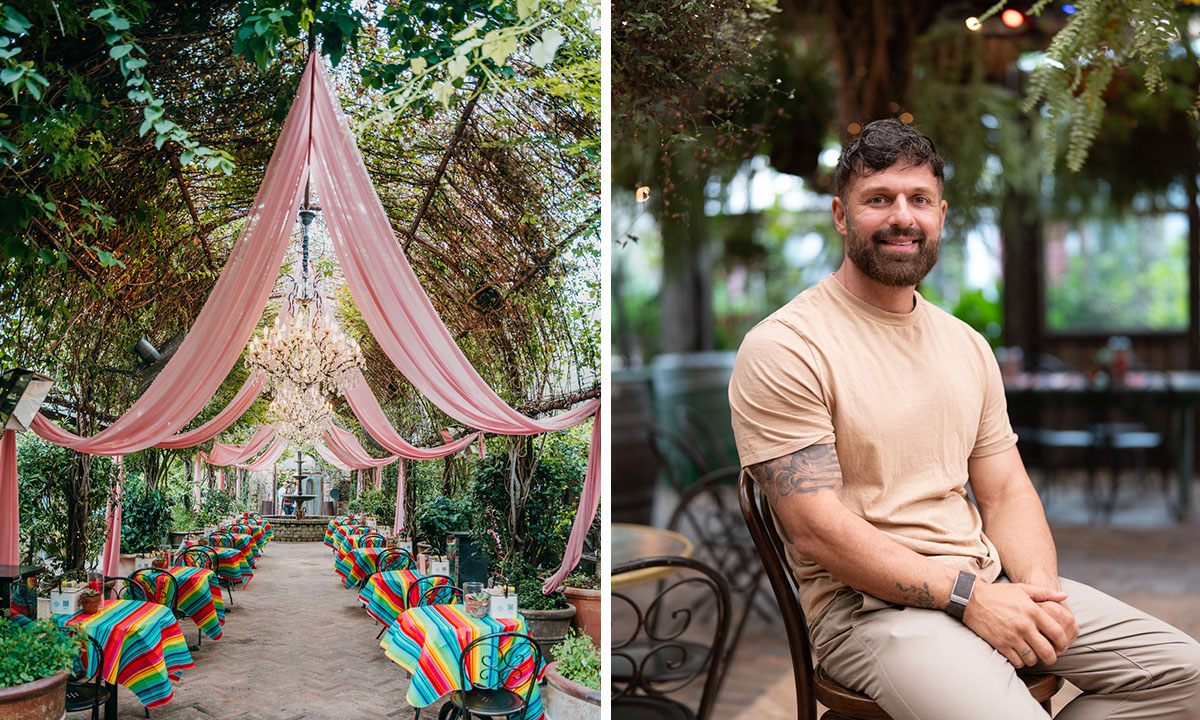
[{"xmin": 89, "ymin": 4, "xmax": 234, "ymax": 173}]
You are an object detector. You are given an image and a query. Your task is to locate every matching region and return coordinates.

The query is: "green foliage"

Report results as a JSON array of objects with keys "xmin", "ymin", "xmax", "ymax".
[
  {"xmin": 15, "ymin": 434, "xmax": 112, "ymax": 569},
  {"xmin": 347, "ymin": 485, "xmax": 396, "ymax": 522},
  {"xmin": 414, "ymin": 494, "xmax": 477, "ymax": 554},
  {"xmin": 0, "ymin": 617, "xmax": 76, "ymax": 688},
  {"xmin": 554, "ymin": 628, "xmax": 599, "ymax": 690},
  {"xmin": 983, "ymin": 0, "xmax": 1200, "ymax": 173},
  {"xmin": 509, "ymin": 560, "xmax": 567, "ymax": 610},
  {"xmin": 195, "ymin": 487, "xmax": 240, "ymax": 528},
  {"xmin": 468, "ymin": 428, "xmax": 587, "ymax": 590},
  {"xmin": 563, "ymin": 571, "xmax": 598, "ymax": 589},
  {"xmin": 120, "ymin": 477, "xmax": 172, "ymax": 554}
]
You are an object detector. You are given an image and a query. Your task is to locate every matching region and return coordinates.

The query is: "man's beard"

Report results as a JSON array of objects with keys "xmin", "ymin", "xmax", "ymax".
[{"xmin": 844, "ymin": 218, "xmax": 940, "ymax": 288}]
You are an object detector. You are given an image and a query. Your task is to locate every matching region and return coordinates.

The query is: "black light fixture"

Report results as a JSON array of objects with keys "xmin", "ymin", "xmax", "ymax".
[
  {"xmin": 0, "ymin": 368, "xmax": 54, "ymax": 432},
  {"xmin": 134, "ymin": 338, "xmax": 160, "ymax": 366}
]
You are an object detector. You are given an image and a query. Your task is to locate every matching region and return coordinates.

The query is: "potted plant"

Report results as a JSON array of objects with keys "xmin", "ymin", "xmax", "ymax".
[
  {"xmin": 542, "ymin": 629, "xmax": 600, "ymax": 720},
  {"xmin": 511, "ymin": 561, "xmax": 575, "ymax": 662},
  {"xmin": 562, "ymin": 571, "xmax": 601, "ymax": 649},
  {"xmin": 78, "ymin": 589, "xmax": 101, "ymax": 615},
  {"xmin": 0, "ymin": 617, "xmax": 77, "ymax": 719}
]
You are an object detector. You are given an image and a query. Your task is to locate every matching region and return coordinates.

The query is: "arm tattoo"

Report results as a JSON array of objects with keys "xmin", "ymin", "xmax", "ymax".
[
  {"xmin": 896, "ymin": 581, "xmax": 938, "ymax": 609},
  {"xmin": 752, "ymin": 445, "xmax": 843, "ymax": 504}
]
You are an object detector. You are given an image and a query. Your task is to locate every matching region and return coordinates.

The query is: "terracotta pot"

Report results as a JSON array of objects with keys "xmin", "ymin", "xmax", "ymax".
[
  {"xmin": 0, "ymin": 672, "xmax": 68, "ymax": 720},
  {"xmin": 80, "ymin": 595, "xmax": 101, "ymax": 614},
  {"xmin": 518, "ymin": 606, "xmax": 576, "ymax": 662},
  {"xmin": 542, "ymin": 661, "xmax": 600, "ymax": 720},
  {"xmin": 562, "ymin": 586, "xmax": 601, "ymax": 649},
  {"xmin": 152, "ymin": 559, "xmax": 168, "ymax": 570}
]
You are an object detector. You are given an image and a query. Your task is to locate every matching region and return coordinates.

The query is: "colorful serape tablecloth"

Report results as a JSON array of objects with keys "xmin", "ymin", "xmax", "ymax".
[
  {"xmin": 335, "ymin": 532, "xmax": 386, "ymax": 558},
  {"xmin": 229, "ymin": 522, "xmax": 266, "ymax": 551},
  {"xmin": 324, "ymin": 518, "xmax": 368, "ymax": 548},
  {"xmin": 211, "ymin": 531, "xmax": 258, "ymax": 566},
  {"xmin": 336, "ymin": 547, "xmax": 389, "ymax": 589},
  {"xmin": 165, "ymin": 565, "xmax": 225, "ymax": 640},
  {"xmin": 54, "ymin": 598, "xmax": 194, "ymax": 708},
  {"xmin": 184, "ymin": 543, "xmax": 253, "ymax": 587},
  {"xmin": 359, "ymin": 569, "xmax": 447, "ymax": 628},
  {"xmin": 381, "ymin": 604, "xmax": 545, "ymax": 720}
]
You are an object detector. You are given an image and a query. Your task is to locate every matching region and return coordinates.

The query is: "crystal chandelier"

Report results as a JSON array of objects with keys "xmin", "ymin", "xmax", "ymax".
[{"xmin": 246, "ymin": 208, "xmax": 363, "ymax": 444}]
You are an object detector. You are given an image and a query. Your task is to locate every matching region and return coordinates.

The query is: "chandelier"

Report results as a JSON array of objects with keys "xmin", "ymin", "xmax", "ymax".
[{"xmin": 246, "ymin": 208, "xmax": 364, "ymax": 444}]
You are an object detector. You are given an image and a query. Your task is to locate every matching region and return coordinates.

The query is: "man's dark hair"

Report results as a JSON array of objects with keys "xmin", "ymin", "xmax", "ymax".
[{"xmin": 833, "ymin": 119, "xmax": 944, "ymax": 198}]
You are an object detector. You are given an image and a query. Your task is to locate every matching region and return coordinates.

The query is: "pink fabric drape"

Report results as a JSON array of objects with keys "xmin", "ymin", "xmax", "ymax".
[
  {"xmin": 200, "ymin": 425, "xmax": 276, "ymax": 466},
  {"xmin": 216, "ymin": 470, "xmax": 225, "ymax": 491},
  {"xmin": 235, "ymin": 470, "xmax": 243, "ymax": 498},
  {"xmin": 0, "ymin": 431, "xmax": 18, "ymax": 567},
  {"xmin": 322, "ymin": 426, "xmax": 397, "ymax": 469},
  {"xmin": 155, "ymin": 374, "xmax": 265, "ymax": 449},
  {"xmin": 373, "ymin": 466, "xmax": 382, "ymax": 490},
  {"xmin": 100, "ymin": 457, "xmax": 124, "ymax": 579},
  {"xmin": 356, "ymin": 470, "xmax": 363, "ymax": 495},
  {"xmin": 314, "ymin": 442, "xmax": 353, "ymax": 471},
  {"xmin": 393, "ymin": 461, "xmax": 406, "ymax": 532},
  {"xmin": 20, "ymin": 58, "xmax": 315, "ymax": 457},
  {"xmin": 236, "ymin": 435, "xmax": 289, "ymax": 472},
  {"xmin": 302, "ymin": 58, "xmax": 601, "ymax": 592},
  {"xmin": 192, "ymin": 455, "xmax": 202, "ymax": 507},
  {"xmin": 342, "ymin": 370, "xmax": 483, "ymax": 459},
  {"xmin": 541, "ymin": 410, "xmax": 602, "ymax": 593}
]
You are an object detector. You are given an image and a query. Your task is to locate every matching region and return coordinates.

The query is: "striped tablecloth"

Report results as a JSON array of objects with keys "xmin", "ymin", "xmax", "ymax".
[
  {"xmin": 382, "ymin": 604, "xmax": 545, "ymax": 719},
  {"xmin": 335, "ymin": 532, "xmax": 386, "ymax": 559},
  {"xmin": 324, "ymin": 519, "xmax": 369, "ymax": 548},
  {"xmin": 229, "ymin": 522, "xmax": 266, "ymax": 551},
  {"xmin": 336, "ymin": 547, "xmax": 389, "ymax": 589},
  {"xmin": 165, "ymin": 565, "xmax": 225, "ymax": 640},
  {"xmin": 183, "ymin": 543, "xmax": 253, "ymax": 587},
  {"xmin": 358, "ymin": 569, "xmax": 447, "ymax": 628},
  {"xmin": 54, "ymin": 599, "xmax": 194, "ymax": 708},
  {"xmin": 212, "ymin": 531, "xmax": 258, "ymax": 566}
]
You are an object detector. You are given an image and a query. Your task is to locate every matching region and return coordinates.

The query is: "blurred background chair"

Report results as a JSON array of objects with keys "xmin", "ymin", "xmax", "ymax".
[{"xmin": 612, "ymin": 555, "xmax": 731, "ymax": 720}]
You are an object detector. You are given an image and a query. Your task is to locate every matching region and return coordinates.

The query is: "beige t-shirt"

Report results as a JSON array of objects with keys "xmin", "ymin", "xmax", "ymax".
[{"xmin": 729, "ymin": 275, "xmax": 1015, "ymax": 620}]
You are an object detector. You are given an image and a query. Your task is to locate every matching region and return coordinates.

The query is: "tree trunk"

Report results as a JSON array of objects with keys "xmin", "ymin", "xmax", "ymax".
[{"xmin": 658, "ymin": 149, "xmax": 714, "ymax": 354}]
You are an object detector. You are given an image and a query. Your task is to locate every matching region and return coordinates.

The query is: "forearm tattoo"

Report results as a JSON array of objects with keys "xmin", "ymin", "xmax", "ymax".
[
  {"xmin": 751, "ymin": 445, "xmax": 843, "ymax": 504},
  {"xmin": 896, "ymin": 581, "xmax": 937, "ymax": 609}
]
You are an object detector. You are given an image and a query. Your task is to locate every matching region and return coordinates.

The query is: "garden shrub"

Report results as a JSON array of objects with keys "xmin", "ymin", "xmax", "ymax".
[
  {"xmin": 0, "ymin": 617, "xmax": 77, "ymax": 688},
  {"xmin": 121, "ymin": 477, "xmax": 172, "ymax": 554},
  {"xmin": 555, "ymin": 628, "xmax": 599, "ymax": 690}
]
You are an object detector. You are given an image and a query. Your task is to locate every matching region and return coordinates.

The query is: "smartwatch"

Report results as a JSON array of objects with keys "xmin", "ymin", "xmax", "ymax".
[{"xmin": 945, "ymin": 570, "xmax": 976, "ymax": 621}]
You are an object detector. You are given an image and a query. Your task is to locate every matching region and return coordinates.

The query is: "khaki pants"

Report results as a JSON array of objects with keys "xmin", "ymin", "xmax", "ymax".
[{"xmin": 810, "ymin": 577, "xmax": 1200, "ymax": 719}]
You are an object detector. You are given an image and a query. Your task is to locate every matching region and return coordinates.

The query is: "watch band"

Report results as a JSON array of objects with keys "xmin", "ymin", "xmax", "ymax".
[{"xmin": 945, "ymin": 570, "xmax": 976, "ymax": 621}]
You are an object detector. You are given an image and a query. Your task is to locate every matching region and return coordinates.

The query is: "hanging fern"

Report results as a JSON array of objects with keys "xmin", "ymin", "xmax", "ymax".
[{"xmin": 984, "ymin": 0, "xmax": 1199, "ymax": 172}]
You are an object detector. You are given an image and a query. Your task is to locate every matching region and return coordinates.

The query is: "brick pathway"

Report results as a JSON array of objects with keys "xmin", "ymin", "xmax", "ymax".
[{"xmin": 72, "ymin": 542, "xmax": 443, "ymax": 720}]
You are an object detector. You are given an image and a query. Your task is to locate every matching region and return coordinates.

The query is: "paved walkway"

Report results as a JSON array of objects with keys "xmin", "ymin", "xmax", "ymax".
[{"xmin": 71, "ymin": 542, "xmax": 441, "ymax": 720}]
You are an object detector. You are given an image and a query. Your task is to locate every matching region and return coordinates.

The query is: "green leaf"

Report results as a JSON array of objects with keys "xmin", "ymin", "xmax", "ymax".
[
  {"xmin": 108, "ymin": 17, "xmax": 130, "ymax": 31},
  {"xmin": 109, "ymin": 44, "xmax": 133, "ymax": 60},
  {"xmin": 0, "ymin": 67, "xmax": 22, "ymax": 84},
  {"xmin": 2, "ymin": 6, "xmax": 32, "ymax": 34},
  {"xmin": 143, "ymin": 105, "xmax": 164, "ymax": 121}
]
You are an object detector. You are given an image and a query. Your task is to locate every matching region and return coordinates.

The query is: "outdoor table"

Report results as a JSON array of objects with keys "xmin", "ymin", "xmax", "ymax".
[
  {"xmin": 229, "ymin": 522, "xmax": 266, "ymax": 551},
  {"xmin": 1004, "ymin": 370, "xmax": 1200, "ymax": 520},
  {"xmin": 359, "ymin": 569, "xmax": 447, "ymax": 628},
  {"xmin": 612, "ymin": 523, "xmax": 695, "ymax": 589},
  {"xmin": 211, "ymin": 531, "xmax": 258, "ymax": 566},
  {"xmin": 54, "ymin": 598, "xmax": 194, "ymax": 710},
  {"xmin": 336, "ymin": 532, "xmax": 384, "ymax": 558},
  {"xmin": 184, "ymin": 542, "xmax": 253, "ymax": 587},
  {"xmin": 165, "ymin": 565, "xmax": 226, "ymax": 640},
  {"xmin": 335, "ymin": 547, "xmax": 388, "ymax": 589},
  {"xmin": 381, "ymin": 604, "xmax": 546, "ymax": 720},
  {"xmin": 324, "ymin": 518, "xmax": 368, "ymax": 548}
]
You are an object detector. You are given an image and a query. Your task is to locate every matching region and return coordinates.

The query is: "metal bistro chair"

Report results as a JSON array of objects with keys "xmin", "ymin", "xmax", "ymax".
[
  {"xmin": 612, "ymin": 555, "xmax": 731, "ymax": 720},
  {"xmin": 737, "ymin": 468, "xmax": 1062, "ymax": 719},
  {"xmin": 184, "ymin": 543, "xmax": 235, "ymax": 606},
  {"xmin": 65, "ymin": 627, "xmax": 114, "ymax": 720},
  {"xmin": 377, "ymin": 547, "xmax": 416, "ymax": 572},
  {"xmin": 437, "ymin": 631, "xmax": 544, "ymax": 720},
  {"xmin": 358, "ymin": 531, "xmax": 388, "ymax": 548}
]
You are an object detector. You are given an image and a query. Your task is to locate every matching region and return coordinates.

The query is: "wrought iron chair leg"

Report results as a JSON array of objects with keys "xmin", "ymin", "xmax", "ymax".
[
  {"xmin": 377, "ymin": 624, "xmax": 387, "ymax": 640},
  {"xmin": 413, "ymin": 707, "xmax": 420, "ymax": 720}
]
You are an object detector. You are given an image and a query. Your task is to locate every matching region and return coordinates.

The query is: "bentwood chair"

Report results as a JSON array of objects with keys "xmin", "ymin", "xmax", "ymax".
[
  {"xmin": 666, "ymin": 466, "xmax": 767, "ymax": 698},
  {"xmin": 376, "ymin": 548, "xmax": 416, "ymax": 572},
  {"xmin": 65, "ymin": 628, "xmax": 113, "ymax": 720},
  {"xmin": 183, "ymin": 543, "xmax": 235, "ymax": 606},
  {"xmin": 359, "ymin": 532, "xmax": 388, "ymax": 548},
  {"xmin": 437, "ymin": 631, "xmax": 544, "ymax": 720},
  {"xmin": 737, "ymin": 468, "xmax": 1062, "ymax": 719},
  {"xmin": 611, "ymin": 555, "xmax": 731, "ymax": 720}
]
